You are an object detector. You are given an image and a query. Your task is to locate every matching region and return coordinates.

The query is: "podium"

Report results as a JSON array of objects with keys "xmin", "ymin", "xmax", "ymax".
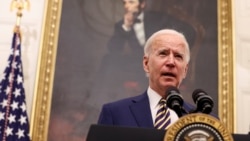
[
  {"xmin": 86, "ymin": 124, "xmax": 250, "ymax": 141},
  {"xmin": 87, "ymin": 114, "xmax": 250, "ymax": 141}
]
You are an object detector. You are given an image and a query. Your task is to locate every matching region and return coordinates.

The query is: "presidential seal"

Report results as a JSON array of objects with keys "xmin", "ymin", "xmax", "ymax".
[{"xmin": 164, "ymin": 113, "xmax": 233, "ymax": 141}]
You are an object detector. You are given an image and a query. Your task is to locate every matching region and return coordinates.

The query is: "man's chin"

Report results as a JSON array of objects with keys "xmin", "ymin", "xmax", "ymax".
[{"xmin": 162, "ymin": 82, "xmax": 177, "ymax": 88}]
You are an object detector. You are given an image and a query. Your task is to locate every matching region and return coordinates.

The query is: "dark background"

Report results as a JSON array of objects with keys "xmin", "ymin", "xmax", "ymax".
[{"xmin": 48, "ymin": 0, "xmax": 218, "ymax": 140}]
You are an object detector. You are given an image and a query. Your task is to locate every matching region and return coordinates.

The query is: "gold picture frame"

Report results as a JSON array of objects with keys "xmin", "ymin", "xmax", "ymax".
[{"xmin": 30, "ymin": 0, "xmax": 235, "ymax": 140}]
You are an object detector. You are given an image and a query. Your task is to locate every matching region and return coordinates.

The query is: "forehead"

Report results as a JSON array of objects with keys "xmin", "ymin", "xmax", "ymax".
[
  {"xmin": 152, "ymin": 34, "xmax": 186, "ymax": 50},
  {"xmin": 123, "ymin": 0, "xmax": 139, "ymax": 3}
]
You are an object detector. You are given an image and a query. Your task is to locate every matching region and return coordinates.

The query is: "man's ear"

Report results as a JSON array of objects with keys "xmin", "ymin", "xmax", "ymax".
[
  {"xmin": 183, "ymin": 64, "xmax": 189, "ymax": 79},
  {"xmin": 143, "ymin": 56, "xmax": 149, "ymax": 73}
]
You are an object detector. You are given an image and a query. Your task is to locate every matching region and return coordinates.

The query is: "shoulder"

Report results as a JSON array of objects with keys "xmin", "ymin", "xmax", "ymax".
[{"xmin": 102, "ymin": 93, "xmax": 147, "ymax": 109}]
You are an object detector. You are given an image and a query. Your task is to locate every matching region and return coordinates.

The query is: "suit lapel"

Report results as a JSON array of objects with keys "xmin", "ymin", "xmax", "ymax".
[{"xmin": 129, "ymin": 92, "xmax": 154, "ymax": 128}]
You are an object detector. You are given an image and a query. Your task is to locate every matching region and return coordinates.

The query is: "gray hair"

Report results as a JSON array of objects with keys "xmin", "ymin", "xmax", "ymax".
[{"xmin": 144, "ymin": 29, "xmax": 190, "ymax": 63}]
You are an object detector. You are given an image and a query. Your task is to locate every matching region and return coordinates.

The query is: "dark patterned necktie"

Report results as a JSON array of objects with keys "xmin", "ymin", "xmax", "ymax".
[{"xmin": 154, "ymin": 98, "xmax": 171, "ymax": 130}]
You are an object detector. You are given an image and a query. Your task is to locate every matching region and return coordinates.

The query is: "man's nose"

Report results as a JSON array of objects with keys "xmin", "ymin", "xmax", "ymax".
[{"xmin": 166, "ymin": 55, "xmax": 175, "ymax": 66}]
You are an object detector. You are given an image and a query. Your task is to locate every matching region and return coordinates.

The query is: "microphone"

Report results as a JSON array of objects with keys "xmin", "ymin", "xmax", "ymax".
[
  {"xmin": 192, "ymin": 89, "xmax": 214, "ymax": 114},
  {"xmin": 165, "ymin": 86, "xmax": 186, "ymax": 117}
]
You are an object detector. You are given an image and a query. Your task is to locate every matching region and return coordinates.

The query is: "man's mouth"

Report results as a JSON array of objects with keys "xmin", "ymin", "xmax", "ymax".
[{"xmin": 162, "ymin": 72, "xmax": 176, "ymax": 77}]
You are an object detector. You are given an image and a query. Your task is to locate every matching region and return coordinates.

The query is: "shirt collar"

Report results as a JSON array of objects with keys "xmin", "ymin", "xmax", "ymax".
[
  {"xmin": 136, "ymin": 12, "xmax": 144, "ymax": 22},
  {"xmin": 147, "ymin": 86, "xmax": 162, "ymax": 109}
]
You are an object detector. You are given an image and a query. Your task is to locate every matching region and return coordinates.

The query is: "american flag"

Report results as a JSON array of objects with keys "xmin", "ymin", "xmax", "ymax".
[{"xmin": 0, "ymin": 27, "xmax": 30, "ymax": 141}]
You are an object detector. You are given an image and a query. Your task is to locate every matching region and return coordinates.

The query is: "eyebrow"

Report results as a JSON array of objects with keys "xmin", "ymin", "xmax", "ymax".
[
  {"xmin": 155, "ymin": 48, "xmax": 169, "ymax": 53},
  {"xmin": 156, "ymin": 48, "xmax": 185, "ymax": 56}
]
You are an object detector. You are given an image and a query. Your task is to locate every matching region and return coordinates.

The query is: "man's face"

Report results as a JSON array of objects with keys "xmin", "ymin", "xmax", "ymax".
[
  {"xmin": 143, "ymin": 34, "xmax": 189, "ymax": 95},
  {"xmin": 123, "ymin": 0, "xmax": 145, "ymax": 15}
]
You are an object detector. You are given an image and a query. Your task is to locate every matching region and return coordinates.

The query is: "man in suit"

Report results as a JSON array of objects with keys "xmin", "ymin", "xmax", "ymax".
[
  {"xmin": 93, "ymin": 0, "xmax": 196, "ymax": 107},
  {"xmin": 98, "ymin": 29, "xmax": 194, "ymax": 129}
]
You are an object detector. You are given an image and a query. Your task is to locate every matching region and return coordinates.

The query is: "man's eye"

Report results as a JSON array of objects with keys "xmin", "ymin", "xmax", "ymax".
[
  {"xmin": 159, "ymin": 52, "xmax": 166, "ymax": 55},
  {"xmin": 159, "ymin": 54, "xmax": 166, "ymax": 57},
  {"xmin": 175, "ymin": 54, "xmax": 183, "ymax": 59}
]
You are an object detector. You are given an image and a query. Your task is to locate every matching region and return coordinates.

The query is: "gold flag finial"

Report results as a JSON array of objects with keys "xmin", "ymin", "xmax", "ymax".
[{"xmin": 10, "ymin": 0, "xmax": 30, "ymax": 27}]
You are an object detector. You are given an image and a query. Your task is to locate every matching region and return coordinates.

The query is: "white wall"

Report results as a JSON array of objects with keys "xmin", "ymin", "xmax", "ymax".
[
  {"xmin": 0, "ymin": 1, "xmax": 45, "ymax": 119},
  {"xmin": 234, "ymin": 0, "xmax": 250, "ymax": 134}
]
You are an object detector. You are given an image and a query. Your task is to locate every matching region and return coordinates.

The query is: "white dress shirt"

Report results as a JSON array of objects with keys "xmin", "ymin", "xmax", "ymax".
[
  {"xmin": 147, "ymin": 87, "xmax": 179, "ymax": 127},
  {"xmin": 122, "ymin": 12, "xmax": 146, "ymax": 46}
]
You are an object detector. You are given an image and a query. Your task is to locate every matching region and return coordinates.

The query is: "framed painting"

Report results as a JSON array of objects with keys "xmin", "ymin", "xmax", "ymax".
[{"xmin": 30, "ymin": 0, "xmax": 234, "ymax": 140}]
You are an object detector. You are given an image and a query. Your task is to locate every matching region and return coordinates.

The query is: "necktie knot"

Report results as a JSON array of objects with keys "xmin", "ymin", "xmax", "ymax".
[
  {"xmin": 158, "ymin": 98, "xmax": 167, "ymax": 112},
  {"xmin": 159, "ymin": 98, "xmax": 166, "ymax": 105}
]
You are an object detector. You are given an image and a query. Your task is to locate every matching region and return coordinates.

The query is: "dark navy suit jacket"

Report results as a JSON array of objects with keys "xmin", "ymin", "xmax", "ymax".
[{"xmin": 98, "ymin": 91, "xmax": 195, "ymax": 128}]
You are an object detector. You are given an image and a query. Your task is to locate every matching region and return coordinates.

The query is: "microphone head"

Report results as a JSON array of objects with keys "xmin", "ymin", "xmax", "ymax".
[
  {"xmin": 192, "ymin": 89, "xmax": 207, "ymax": 103},
  {"xmin": 192, "ymin": 89, "xmax": 214, "ymax": 114},
  {"xmin": 165, "ymin": 86, "xmax": 183, "ymax": 113}
]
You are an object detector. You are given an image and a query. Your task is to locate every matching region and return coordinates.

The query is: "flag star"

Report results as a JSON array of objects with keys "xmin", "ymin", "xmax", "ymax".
[
  {"xmin": 1, "ymin": 99, "xmax": 8, "ymax": 108},
  {"xmin": 11, "ymin": 101, "xmax": 19, "ymax": 111},
  {"xmin": 8, "ymin": 114, "xmax": 16, "ymax": 124},
  {"xmin": 17, "ymin": 75, "xmax": 23, "ymax": 84},
  {"xmin": 5, "ymin": 127, "xmax": 13, "ymax": 136},
  {"xmin": 20, "ymin": 103, "xmax": 27, "ymax": 112},
  {"xmin": 13, "ymin": 88, "xmax": 21, "ymax": 97},
  {"xmin": 16, "ymin": 129, "xmax": 25, "ymax": 139},
  {"xmin": 19, "ymin": 115, "xmax": 27, "ymax": 125},
  {"xmin": 15, "ymin": 49, "xmax": 20, "ymax": 56},
  {"xmin": 0, "ymin": 112, "xmax": 5, "ymax": 121},
  {"xmin": 16, "ymin": 63, "xmax": 21, "ymax": 70}
]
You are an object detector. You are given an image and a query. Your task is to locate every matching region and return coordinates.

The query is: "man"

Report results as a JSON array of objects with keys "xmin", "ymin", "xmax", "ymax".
[
  {"xmin": 98, "ymin": 29, "xmax": 194, "ymax": 129},
  {"xmin": 93, "ymin": 0, "xmax": 196, "ymax": 107}
]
